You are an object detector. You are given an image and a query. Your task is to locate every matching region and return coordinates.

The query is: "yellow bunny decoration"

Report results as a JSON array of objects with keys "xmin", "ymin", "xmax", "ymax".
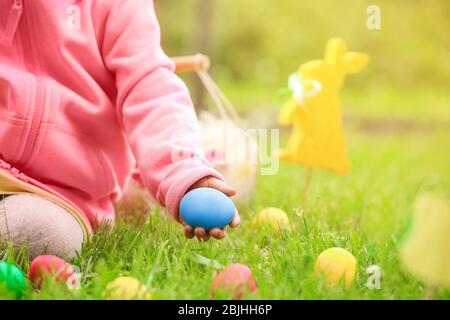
[{"xmin": 279, "ymin": 38, "xmax": 369, "ymax": 174}]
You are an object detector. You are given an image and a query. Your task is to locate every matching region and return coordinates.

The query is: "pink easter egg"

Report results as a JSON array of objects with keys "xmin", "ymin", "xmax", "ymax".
[
  {"xmin": 211, "ymin": 263, "xmax": 257, "ymax": 299},
  {"xmin": 29, "ymin": 255, "xmax": 78, "ymax": 288}
]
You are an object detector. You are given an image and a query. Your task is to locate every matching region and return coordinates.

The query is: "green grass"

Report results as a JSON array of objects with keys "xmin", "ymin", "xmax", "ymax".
[{"xmin": 1, "ymin": 124, "xmax": 449, "ymax": 300}]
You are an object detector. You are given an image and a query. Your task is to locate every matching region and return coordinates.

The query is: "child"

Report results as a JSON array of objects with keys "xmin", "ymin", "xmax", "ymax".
[{"xmin": 0, "ymin": 0, "xmax": 239, "ymax": 259}]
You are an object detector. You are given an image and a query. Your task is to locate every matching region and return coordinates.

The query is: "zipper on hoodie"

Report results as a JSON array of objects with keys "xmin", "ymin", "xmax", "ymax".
[
  {"xmin": 14, "ymin": 0, "xmax": 46, "ymax": 166},
  {"xmin": 19, "ymin": 77, "xmax": 45, "ymax": 165},
  {"xmin": 0, "ymin": 0, "xmax": 23, "ymax": 46}
]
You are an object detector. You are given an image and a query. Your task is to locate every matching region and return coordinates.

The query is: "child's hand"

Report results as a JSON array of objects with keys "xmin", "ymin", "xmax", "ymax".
[{"xmin": 183, "ymin": 176, "xmax": 240, "ymax": 241}]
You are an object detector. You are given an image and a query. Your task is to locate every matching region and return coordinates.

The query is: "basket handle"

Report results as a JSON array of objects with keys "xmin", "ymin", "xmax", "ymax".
[
  {"xmin": 171, "ymin": 54, "xmax": 240, "ymax": 123},
  {"xmin": 172, "ymin": 54, "xmax": 210, "ymax": 73}
]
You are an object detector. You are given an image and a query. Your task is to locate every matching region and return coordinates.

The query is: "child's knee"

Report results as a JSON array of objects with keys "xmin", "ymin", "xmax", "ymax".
[{"xmin": 0, "ymin": 194, "xmax": 83, "ymax": 259}]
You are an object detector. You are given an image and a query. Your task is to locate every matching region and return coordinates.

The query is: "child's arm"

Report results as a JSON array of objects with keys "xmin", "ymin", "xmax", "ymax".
[{"xmin": 101, "ymin": 0, "xmax": 237, "ymax": 238}]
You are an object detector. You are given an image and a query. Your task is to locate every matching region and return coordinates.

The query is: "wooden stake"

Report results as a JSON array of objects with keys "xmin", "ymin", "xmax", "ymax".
[
  {"xmin": 302, "ymin": 168, "xmax": 313, "ymax": 207},
  {"xmin": 425, "ymin": 286, "xmax": 435, "ymax": 300}
]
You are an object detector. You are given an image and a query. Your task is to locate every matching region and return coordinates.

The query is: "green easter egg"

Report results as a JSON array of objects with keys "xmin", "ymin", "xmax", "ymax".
[{"xmin": 0, "ymin": 261, "xmax": 27, "ymax": 299}]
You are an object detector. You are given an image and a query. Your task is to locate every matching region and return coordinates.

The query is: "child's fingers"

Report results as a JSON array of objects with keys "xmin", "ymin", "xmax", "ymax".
[
  {"xmin": 185, "ymin": 209, "xmax": 238, "ymax": 241},
  {"xmin": 229, "ymin": 211, "xmax": 241, "ymax": 228},
  {"xmin": 207, "ymin": 178, "xmax": 237, "ymax": 197},
  {"xmin": 184, "ymin": 225, "xmax": 195, "ymax": 239},
  {"xmin": 209, "ymin": 228, "xmax": 225, "ymax": 239},
  {"xmin": 188, "ymin": 176, "xmax": 237, "ymax": 197},
  {"xmin": 194, "ymin": 227, "xmax": 210, "ymax": 242}
]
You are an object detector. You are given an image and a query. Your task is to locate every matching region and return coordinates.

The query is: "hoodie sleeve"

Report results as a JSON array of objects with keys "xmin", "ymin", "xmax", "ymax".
[{"xmin": 101, "ymin": 0, "xmax": 224, "ymax": 221}]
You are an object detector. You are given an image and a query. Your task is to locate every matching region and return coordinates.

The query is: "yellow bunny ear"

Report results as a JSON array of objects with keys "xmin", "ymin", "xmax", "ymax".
[
  {"xmin": 324, "ymin": 38, "xmax": 347, "ymax": 65},
  {"xmin": 344, "ymin": 52, "xmax": 369, "ymax": 74}
]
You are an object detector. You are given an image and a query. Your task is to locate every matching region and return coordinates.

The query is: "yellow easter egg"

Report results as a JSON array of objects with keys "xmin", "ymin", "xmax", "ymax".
[
  {"xmin": 253, "ymin": 207, "xmax": 290, "ymax": 234},
  {"xmin": 104, "ymin": 276, "xmax": 152, "ymax": 300},
  {"xmin": 314, "ymin": 248, "xmax": 357, "ymax": 288}
]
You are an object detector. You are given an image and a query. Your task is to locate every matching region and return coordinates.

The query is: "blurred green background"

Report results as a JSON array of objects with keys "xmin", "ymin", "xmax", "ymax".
[{"xmin": 156, "ymin": 0, "xmax": 450, "ymax": 121}]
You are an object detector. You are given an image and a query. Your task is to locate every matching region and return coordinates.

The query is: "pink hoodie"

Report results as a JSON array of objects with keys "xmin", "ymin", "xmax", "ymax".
[{"xmin": 0, "ymin": 0, "xmax": 223, "ymax": 229}]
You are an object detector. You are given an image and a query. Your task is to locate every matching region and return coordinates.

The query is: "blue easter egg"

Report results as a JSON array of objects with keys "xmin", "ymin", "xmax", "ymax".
[{"xmin": 180, "ymin": 188, "xmax": 236, "ymax": 230}]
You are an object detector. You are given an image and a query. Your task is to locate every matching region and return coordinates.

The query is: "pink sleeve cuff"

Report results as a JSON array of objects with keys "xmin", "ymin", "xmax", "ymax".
[{"xmin": 156, "ymin": 161, "xmax": 224, "ymax": 222}]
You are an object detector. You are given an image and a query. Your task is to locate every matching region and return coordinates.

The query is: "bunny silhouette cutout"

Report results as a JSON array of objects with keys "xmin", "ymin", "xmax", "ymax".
[{"xmin": 279, "ymin": 38, "xmax": 368, "ymax": 174}]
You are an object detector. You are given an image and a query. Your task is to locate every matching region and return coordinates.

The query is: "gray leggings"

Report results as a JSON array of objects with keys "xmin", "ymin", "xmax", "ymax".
[{"xmin": 0, "ymin": 194, "xmax": 84, "ymax": 259}]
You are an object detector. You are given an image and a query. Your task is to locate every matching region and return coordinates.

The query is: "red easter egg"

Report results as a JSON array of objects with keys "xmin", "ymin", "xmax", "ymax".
[
  {"xmin": 211, "ymin": 264, "xmax": 257, "ymax": 299},
  {"xmin": 29, "ymin": 255, "xmax": 78, "ymax": 289}
]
